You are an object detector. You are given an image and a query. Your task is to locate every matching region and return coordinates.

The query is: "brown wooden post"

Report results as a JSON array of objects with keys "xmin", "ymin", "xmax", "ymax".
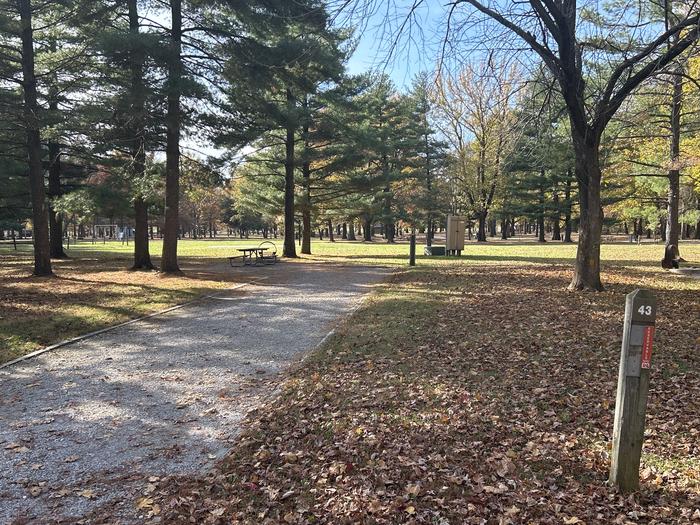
[
  {"xmin": 409, "ymin": 234, "xmax": 416, "ymax": 266},
  {"xmin": 610, "ymin": 289, "xmax": 657, "ymax": 492}
]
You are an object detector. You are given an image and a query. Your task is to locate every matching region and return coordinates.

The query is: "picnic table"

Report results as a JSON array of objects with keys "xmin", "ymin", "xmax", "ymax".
[{"xmin": 228, "ymin": 241, "xmax": 278, "ymax": 267}]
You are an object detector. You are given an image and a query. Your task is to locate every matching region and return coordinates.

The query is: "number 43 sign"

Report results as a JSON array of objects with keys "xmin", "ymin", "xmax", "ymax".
[
  {"xmin": 631, "ymin": 295, "xmax": 656, "ymax": 369},
  {"xmin": 611, "ymin": 289, "xmax": 657, "ymax": 492},
  {"xmin": 638, "ymin": 305, "xmax": 653, "ymax": 316}
]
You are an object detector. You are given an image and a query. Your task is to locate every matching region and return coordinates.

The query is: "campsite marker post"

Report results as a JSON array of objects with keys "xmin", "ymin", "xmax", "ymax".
[
  {"xmin": 610, "ymin": 289, "xmax": 656, "ymax": 492},
  {"xmin": 409, "ymin": 234, "xmax": 416, "ymax": 266}
]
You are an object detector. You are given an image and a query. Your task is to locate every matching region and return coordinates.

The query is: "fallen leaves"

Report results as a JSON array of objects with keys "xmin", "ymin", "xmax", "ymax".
[
  {"xmin": 280, "ymin": 452, "xmax": 299, "ymax": 464},
  {"xmin": 4, "ymin": 442, "xmax": 30, "ymax": 453},
  {"xmin": 136, "ymin": 496, "xmax": 161, "ymax": 517},
  {"xmin": 78, "ymin": 489, "xmax": 96, "ymax": 499},
  {"xmin": 141, "ymin": 264, "xmax": 700, "ymax": 524}
]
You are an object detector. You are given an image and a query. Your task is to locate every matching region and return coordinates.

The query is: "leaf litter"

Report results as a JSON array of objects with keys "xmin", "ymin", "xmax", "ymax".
[{"xmin": 105, "ymin": 264, "xmax": 700, "ymax": 523}]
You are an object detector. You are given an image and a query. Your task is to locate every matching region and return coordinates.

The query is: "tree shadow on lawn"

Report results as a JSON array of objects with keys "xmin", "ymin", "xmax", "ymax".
[
  {"xmin": 155, "ymin": 263, "xmax": 700, "ymax": 523},
  {"xmin": 1, "ymin": 260, "xmax": 391, "ymax": 366},
  {"xmin": 316, "ymin": 252, "xmax": 673, "ymax": 270}
]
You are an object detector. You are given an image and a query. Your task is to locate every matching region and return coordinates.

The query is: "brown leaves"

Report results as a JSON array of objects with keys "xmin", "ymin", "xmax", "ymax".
[
  {"xmin": 148, "ymin": 264, "xmax": 700, "ymax": 524},
  {"xmin": 4, "ymin": 442, "xmax": 30, "ymax": 453},
  {"xmin": 136, "ymin": 496, "xmax": 161, "ymax": 517},
  {"xmin": 78, "ymin": 489, "xmax": 96, "ymax": 499}
]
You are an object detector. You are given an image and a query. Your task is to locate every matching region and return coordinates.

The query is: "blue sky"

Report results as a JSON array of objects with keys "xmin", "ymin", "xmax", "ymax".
[{"xmin": 344, "ymin": 1, "xmax": 450, "ymax": 90}]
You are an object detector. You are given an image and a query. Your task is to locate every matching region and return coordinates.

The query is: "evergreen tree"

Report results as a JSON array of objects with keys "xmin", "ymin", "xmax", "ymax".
[{"xmin": 216, "ymin": 1, "xmax": 345, "ymax": 257}]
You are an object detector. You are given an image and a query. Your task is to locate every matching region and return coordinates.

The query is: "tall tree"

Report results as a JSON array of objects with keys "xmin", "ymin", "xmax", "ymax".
[
  {"xmin": 433, "ymin": 61, "xmax": 520, "ymax": 241},
  {"xmin": 46, "ymin": 37, "xmax": 67, "ymax": 259},
  {"xmin": 665, "ymin": 0, "xmax": 685, "ymax": 258},
  {"xmin": 127, "ymin": 0, "xmax": 154, "ymax": 269},
  {"xmin": 160, "ymin": 0, "xmax": 182, "ymax": 273},
  {"xmin": 216, "ymin": 2, "xmax": 345, "ymax": 257},
  {"xmin": 443, "ymin": 0, "xmax": 699, "ymax": 289},
  {"xmin": 18, "ymin": 0, "xmax": 52, "ymax": 275}
]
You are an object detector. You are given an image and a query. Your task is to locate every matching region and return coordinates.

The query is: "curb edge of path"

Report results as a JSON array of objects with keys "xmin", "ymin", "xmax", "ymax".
[
  {"xmin": 295, "ymin": 267, "xmax": 393, "ymax": 367},
  {"xmin": 0, "ymin": 279, "xmax": 263, "ymax": 372},
  {"xmin": 251, "ymin": 268, "xmax": 392, "ymax": 414}
]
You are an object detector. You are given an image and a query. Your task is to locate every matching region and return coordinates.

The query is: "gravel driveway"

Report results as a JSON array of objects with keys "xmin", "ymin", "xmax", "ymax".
[{"xmin": 0, "ymin": 262, "xmax": 389, "ymax": 524}]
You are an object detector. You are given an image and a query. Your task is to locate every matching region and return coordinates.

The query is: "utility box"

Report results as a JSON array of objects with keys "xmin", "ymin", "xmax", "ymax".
[
  {"xmin": 424, "ymin": 246, "xmax": 446, "ymax": 256},
  {"xmin": 446, "ymin": 215, "xmax": 466, "ymax": 255}
]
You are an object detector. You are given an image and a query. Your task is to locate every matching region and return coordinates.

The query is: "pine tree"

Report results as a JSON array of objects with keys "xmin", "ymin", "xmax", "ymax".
[
  {"xmin": 215, "ymin": 1, "xmax": 345, "ymax": 257},
  {"xmin": 17, "ymin": 0, "xmax": 52, "ymax": 275},
  {"xmin": 406, "ymin": 74, "xmax": 447, "ymax": 245}
]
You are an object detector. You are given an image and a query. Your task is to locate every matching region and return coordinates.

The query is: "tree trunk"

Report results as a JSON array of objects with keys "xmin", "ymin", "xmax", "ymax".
[
  {"xmin": 301, "ymin": 207, "xmax": 311, "ymax": 254},
  {"xmin": 283, "ymin": 87, "xmax": 297, "ymax": 257},
  {"xmin": 537, "ymin": 170, "xmax": 547, "ymax": 242},
  {"xmin": 501, "ymin": 217, "xmax": 508, "ymax": 240},
  {"xmin": 300, "ymin": 168, "xmax": 311, "ymax": 255},
  {"xmin": 552, "ymin": 192, "xmax": 561, "ymax": 241},
  {"xmin": 363, "ymin": 218, "xmax": 372, "ymax": 241},
  {"xmin": 660, "ymin": 217, "xmax": 667, "ymax": 242},
  {"xmin": 563, "ymin": 173, "xmax": 573, "ymax": 243},
  {"xmin": 342, "ymin": 222, "xmax": 347, "ymax": 239},
  {"xmin": 385, "ymin": 222, "xmax": 395, "ymax": 243},
  {"xmin": 489, "ymin": 218, "xmax": 497, "ymax": 237},
  {"xmin": 160, "ymin": 0, "xmax": 182, "ymax": 273},
  {"xmin": 300, "ymin": 94, "xmax": 311, "ymax": 255},
  {"xmin": 424, "ymin": 107, "xmax": 434, "ymax": 248},
  {"xmin": 666, "ymin": 58, "xmax": 682, "ymax": 259},
  {"xmin": 128, "ymin": 0, "xmax": 153, "ymax": 270},
  {"xmin": 47, "ymin": 37, "xmax": 67, "ymax": 261},
  {"xmin": 348, "ymin": 220, "xmax": 356, "ymax": 240},
  {"xmin": 48, "ymin": 141, "xmax": 67, "ymax": 258},
  {"xmin": 426, "ymin": 216, "xmax": 433, "ymax": 246},
  {"xmin": 381, "ymin": 150, "xmax": 395, "ymax": 243},
  {"xmin": 133, "ymin": 197, "xmax": 152, "ymax": 269},
  {"xmin": 327, "ymin": 219, "xmax": 334, "ymax": 242},
  {"xmin": 476, "ymin": 212, "xmax": 487, "ymax": 242},
  {"xmin": 569, "ymin": 137, "xmax": 603, "ymax": 291},
  {"xmin": 19, "ymin": 0, "xmax": 52, "ymax": 276}
]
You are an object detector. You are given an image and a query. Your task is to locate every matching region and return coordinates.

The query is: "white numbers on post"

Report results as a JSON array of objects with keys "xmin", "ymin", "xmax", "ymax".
[{"xmin": 637, "ymin": 305, "xmax": 653, "ymax": 316}]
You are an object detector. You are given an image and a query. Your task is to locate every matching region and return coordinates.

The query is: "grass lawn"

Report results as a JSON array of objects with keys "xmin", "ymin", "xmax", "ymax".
[
  {"xmin": 0, "ymin": 241, "xmax": 242, "ymax": 364},
  {"xmin": 2, "ymin": 238, "xmax": 699, "ymax": 365}
]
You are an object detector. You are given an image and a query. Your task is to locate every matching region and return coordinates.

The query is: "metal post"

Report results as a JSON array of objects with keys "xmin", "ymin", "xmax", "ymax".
[
  {"xmin": 409, "ymin": 234, "xmax": 416, "ymax": 266},
  {"xmin": 610, "ymin": 289, "xmax": 657, "ymax": 492}
]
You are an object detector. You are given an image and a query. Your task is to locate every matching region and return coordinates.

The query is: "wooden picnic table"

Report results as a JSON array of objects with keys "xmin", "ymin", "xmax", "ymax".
[
  {"xmin": 237, "ymin": 247, "xmax": 268, "ymax": 265},
  {"xmin": 228, "ymin": 241, "xmax": 278, "ymax": 267}
]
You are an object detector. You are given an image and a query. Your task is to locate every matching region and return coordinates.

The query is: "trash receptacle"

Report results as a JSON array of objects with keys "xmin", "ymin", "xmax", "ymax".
[{"xmin": 424, "ymin": 246, "xmax": 446, "ymax": 256}]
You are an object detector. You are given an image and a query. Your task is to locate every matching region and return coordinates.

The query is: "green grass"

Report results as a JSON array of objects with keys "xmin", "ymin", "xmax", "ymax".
[
  {"xmin": 3, "ymin": 235, "xmax": 698, "ymax": 269},
  {"xmin": 2, "ymin": 236, "xmax": 698, "ymax": 364}
]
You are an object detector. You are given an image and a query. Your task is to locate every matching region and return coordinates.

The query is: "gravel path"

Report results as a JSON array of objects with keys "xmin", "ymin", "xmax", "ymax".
[{"xmin": 0, "ymin": 262, "xmax": 389, "ymax": 524}]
